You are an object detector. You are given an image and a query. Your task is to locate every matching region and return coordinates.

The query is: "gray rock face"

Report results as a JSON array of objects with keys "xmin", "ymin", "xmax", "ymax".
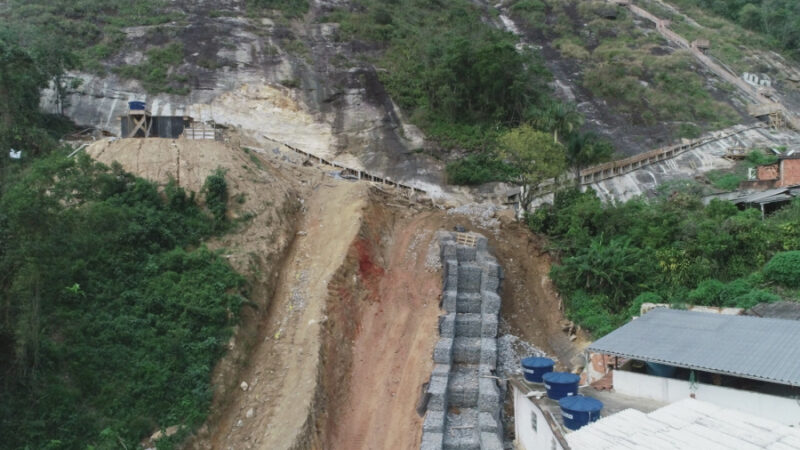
[
  {"xmin": 43, "ymin": 1, "xmax": 444, "ymax": 192},
  {"xmin": 421, "ymin": 232, "xmax": 504, "ymax": 450}
]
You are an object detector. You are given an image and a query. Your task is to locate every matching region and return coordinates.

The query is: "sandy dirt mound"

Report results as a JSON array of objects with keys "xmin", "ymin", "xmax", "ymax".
[{"xmin": 86, "ymin": 138, "xmax": 274, "ymax": 196}]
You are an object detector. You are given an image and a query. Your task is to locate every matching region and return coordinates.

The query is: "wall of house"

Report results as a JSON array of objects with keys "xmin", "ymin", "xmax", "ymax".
[
  {"xmin": 778, "ymin": 159, "xmax": 800, "ymax": 187},
  {"xmin": 614, "ymin": 370, "xmax": 800, "ymax": 426},
  {"xmin": 757, "ymin": 164, "xmax": 779, "ymax": 181},
  {"xmin": 513, "ymin": 386, "xmax": 567, "ymax": 450}
]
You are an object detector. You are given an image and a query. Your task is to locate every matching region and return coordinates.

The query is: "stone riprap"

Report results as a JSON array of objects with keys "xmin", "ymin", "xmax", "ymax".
[{"xmin": 421, "ymin": 233, "xmax": 504, "ymax": 450}]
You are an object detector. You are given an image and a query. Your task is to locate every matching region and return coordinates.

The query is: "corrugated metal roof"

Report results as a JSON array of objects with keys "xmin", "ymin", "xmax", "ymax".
[
  {"xmin": 588, "ymin": 308, "xmax": 800, "ymax": 386},
  {"xmin": 566, "ymin": 399, "xmax": 800, "ymax": 449}
]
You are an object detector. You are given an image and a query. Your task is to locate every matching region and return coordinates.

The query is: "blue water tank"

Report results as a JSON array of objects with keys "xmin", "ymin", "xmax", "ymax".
[
  {"xmin": 129, "ymin": 101, "xmax": 146, "ymax": 110},
  {"xmin": 559, "ymin": 395, "xmax": 603, "ymax": 430},
  {"xmin": 542, "ymin": 372, "xmax": 580, "ymax": 400},
  {"xmin": 521, "ymin": 357, "xmax": 555, "ymax": 383},
  {"xmin": 646, "ymin": 362, "xmax": 677, "ymax": 378}
]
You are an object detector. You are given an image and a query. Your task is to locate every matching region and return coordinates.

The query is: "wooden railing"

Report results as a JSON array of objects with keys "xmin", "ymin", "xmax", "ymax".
[
  {"xmin": 578, "ymin": 124, "xmax": 764, "ymax": 184},
  {"xmin": 260, "ymin": 135, "xmax": 427, "ymax": 196}
]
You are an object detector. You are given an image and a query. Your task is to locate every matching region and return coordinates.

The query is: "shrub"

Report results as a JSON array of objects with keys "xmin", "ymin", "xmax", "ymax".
[
  {"xmin": 446, "ymin": 153, "xmax": 518, "ymax": 185},
  {"xmin": 203, "ymin": 168, "xmax": 229, "ymax": 226},
  {"xmin": 628, "ymin": 292, "xmax": 664, "ymax": 317},
  {"xmin": 565, "ymin": 291, "xmax": 618, "ymax": 337},
  {"xmin": 764, "ymin": 251, "xmax": 800, "ymax": 288},
  {"xmin": 687, "ymin": 279, "xmax": 725, "ymax": 306},
  {"xmin": 732, "ymin": 289, "xmax": 781, "ymax": 309}
]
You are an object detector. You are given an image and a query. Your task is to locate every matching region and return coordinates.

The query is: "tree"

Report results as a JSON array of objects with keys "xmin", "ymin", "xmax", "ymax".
[
  {"xmin": 498, "ymin": 124, "xmax": 567, "ymax": 212},
  {"xmin": 0, "ymin": 35, "xmax": 48, "ymax": 153},
  {"xmin": 531, "ymin": 101, "xmax": 583, "ymax": 144},
  {"xmin": 565, "ymin": 132, "xmax": 615, "ymax": 180}
]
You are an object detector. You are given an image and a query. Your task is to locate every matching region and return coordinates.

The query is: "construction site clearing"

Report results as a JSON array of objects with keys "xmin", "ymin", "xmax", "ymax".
[
  {"xmin": 82, "ymin": 108, "xmax": 800, "ymax": 449},
  {"xmin": 83, "ymin": 136, "xmax": 587, "ymax": 450}
]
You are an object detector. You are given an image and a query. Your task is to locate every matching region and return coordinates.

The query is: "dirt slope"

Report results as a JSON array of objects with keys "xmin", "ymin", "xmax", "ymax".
[
  {"xmin": 86, "ymin": 137, "xmax": 581, "ymax": 448},
  {"xmin": 318, "ymin": 200, "xmax": 443, "ymax": 450},
  {"xmin": 194, "ymin": 178, "xmax": 368, "ymax": 450}
]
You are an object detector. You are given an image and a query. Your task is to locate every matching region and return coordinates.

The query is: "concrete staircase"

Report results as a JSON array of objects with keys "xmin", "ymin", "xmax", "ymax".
[{"xmin": 421, "ymin": 233, "xmax": 503, "ymax": 450}]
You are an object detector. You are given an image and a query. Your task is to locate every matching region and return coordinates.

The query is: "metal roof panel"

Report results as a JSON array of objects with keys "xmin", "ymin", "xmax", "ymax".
[{"xmin": 588, "ymin": 309, "xmax": 800, "ymax": 386}]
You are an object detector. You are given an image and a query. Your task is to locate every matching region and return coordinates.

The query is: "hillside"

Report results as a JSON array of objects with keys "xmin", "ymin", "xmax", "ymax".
[{"xmin": 2, "ymin": 0, "xmax": 800, "ymax": 449}]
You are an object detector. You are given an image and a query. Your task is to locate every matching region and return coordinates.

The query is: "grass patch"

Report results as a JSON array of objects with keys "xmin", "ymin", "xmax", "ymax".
[
  {"xmin": 114, "ymin": 43, "xmax": 190, "ymax": 94},
  {"xmin": 4, "ymin": 0, "xmax": 178, "ymax": 75},
  {"xmin": 509, "ymin": 0, "xmax": 741, "ymax": 132}
]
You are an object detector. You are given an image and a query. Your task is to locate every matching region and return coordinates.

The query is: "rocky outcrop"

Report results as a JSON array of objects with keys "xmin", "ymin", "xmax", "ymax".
[{"xmin": 43, "ymin": 1, "xmax": 442, "ymax": 191}]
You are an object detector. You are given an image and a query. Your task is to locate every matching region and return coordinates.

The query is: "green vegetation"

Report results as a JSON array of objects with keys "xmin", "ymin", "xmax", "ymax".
[
  {"xmin": 0, "ymin": 154, "xmax": 244, "ymax": 449},
  {"xmin": 0, "ymin": 32, "xmax": 76, "ymax": 168},
  {"xmin": 764, "ymin": 251, "xmax": 800, "ymax": 288},
  {"xmin": 666, "ymin": 0, "xmax": 800, "ymax": 61},
  {"xmin": 2, "ymin": 0, "xmax": 175, "ymax": 73},
  {"xmin": 446, "ymin": 153, "xmax": 519, "ymax": 185},
  {"xmin": 114, "ymin": 43, "xmax": 189, "ymax": 94},
  {"xmin": 248, "ymin": 0, "xmax": 310, "ymax": 18},
  {"xmin": 498, "ymin": 125, "xmax": 567, "ymax": 211},
  {"xmin": 203, "ymin": 168, "xmax": 229, "ymax": 226},
  {"xmin": 706, "ymin": 149, "xmax": 779, "ymax": 191},
  {"xmin": 508, "ymin": 0, "xmax": 740, "ymax": 132},
  {"xmin": 531, "ymin": 188, "xmax": 800, "ymax": 336},
  {"xmin": 322, "ymin": 0, "xmax": 591, "ymax": 183}
]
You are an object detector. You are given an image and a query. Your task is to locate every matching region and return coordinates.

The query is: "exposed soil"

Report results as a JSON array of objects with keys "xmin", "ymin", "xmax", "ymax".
[
  {"xmin": 194, "ymin": 176, "xmax": 368, "ymax": 450},
  {"xmin": 317, "ymin": 195, "xmax": 443, "ymax": 450}
]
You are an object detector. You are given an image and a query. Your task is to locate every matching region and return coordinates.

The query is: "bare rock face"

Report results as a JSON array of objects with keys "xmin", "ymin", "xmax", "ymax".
[{"xmin": 44, "ymin": 1, "xmax": 443, "ymax": 191}]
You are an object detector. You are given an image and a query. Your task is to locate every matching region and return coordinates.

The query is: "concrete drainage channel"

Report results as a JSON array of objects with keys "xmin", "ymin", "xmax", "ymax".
[{"xmin": 421, "ymin": 232, "xmax": 504, "ymax": 450}]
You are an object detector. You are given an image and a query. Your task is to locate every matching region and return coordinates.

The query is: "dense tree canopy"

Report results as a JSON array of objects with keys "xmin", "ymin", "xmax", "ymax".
[
  {"xmin": 0, "ymin": 154, "xmax": 243, "ymax": 449},
  {"xmin": 531, "ymin": 187, "xmax": 800, "ymax": 336}
]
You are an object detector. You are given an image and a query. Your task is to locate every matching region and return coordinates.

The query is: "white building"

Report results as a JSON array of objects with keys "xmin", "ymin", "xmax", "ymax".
[{"xmin": 512, "ymin": 308, "xmax": 800, "ymax": 448}]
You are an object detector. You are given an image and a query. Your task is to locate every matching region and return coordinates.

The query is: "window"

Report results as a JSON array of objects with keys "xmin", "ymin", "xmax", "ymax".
[{"xmin": 530, "ymin": 410, "xmax": 538, "ymax": 432}]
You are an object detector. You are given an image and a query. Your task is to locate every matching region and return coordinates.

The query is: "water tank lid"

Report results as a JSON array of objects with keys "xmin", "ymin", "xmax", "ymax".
[
  {"xmin": 522, "ymin": 357, "xmax": 555, "ymax": 369},
  {"xmin": 542, "ymin": 371, "xmax": 580, "ymax": 384},
  {"xmin": 559, "ymin": 395, "xmax": 603, "ymax": 412}
]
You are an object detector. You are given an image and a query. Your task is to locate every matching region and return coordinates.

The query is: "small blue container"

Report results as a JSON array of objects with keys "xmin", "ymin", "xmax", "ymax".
[
  {"xmin": 559, "ymin": 395, "xmax": 603, "ymax": 430},
  {"xmin": 129, "ymin": 101, "xmax": 146, "ymax": 110},
  {"xmin": 521, "ymin": 357, "xmax": 555, "ymax": 383},
  {"xmin": 542, "ymin": 372, "xmax": 580, "ymax": 400}
]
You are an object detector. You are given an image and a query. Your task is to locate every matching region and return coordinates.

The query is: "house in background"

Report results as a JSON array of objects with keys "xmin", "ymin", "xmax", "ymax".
[
  {"xmin": 512, "ymin": 308, "xmax": 800, "ymax": 449},
  {"xmin": 585, "ymin": 308, "xmax": 800, "ymax": 426},
  {"xmin": 742, "ymin": 151, "xmax": 800, "ymax": 190}
]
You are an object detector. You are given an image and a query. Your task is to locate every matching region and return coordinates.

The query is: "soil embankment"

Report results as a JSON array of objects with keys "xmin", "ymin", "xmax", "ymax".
[
  {"xmin": 198, "ymin": 177, "xmax": 368, "ymax": 450},
  {"xmin": 317, "ymin": 195, "xmax": 444, "ymax": 449},
  {"xmin": 87, "ymin": 137, "xmax": 582, "ymax": 448}
]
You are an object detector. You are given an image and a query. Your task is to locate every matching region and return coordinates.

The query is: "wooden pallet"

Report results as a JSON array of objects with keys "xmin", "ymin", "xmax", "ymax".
[{"xmin": 455, "ymin": 233, "xmax": 477, "ymax": 248}]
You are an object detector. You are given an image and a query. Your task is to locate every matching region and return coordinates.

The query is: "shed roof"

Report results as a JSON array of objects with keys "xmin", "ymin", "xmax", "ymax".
[
  {"xmin": 566, "ymin": 399, "xmax": 800, "ymax": 449},
  {"xmin": 588, "ymin": 308, "xmax": 800, "ymax": 386}
]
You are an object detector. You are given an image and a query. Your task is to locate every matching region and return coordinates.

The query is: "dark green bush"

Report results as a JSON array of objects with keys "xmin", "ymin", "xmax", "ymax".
[
  {"xmin": 0, "ymin": 154, "xmax": 244, "ymax": 449},
  {"xmin": 203, "ymin": 168, "xmax": 229, "ymax": 226},
  {"xmin": 446, "ymin": 153, "xmax": 519, "ymax": 185},
  {"xmin": 764, "ymin": 251, "xmax": 800, "ymax": 288},
  {"xmin": 537, "ymin": 187, "xmax": 799, "ymax": 336}
]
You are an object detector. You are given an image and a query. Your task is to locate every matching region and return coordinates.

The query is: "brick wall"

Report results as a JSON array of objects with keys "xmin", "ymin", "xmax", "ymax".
[
  {"xmin": 778, "ymin": 159, "xmax": 800, "ymax": 187},
  {"xmin": 758, "ymin": 164, "xmax": 780, "ymax": 181}
]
